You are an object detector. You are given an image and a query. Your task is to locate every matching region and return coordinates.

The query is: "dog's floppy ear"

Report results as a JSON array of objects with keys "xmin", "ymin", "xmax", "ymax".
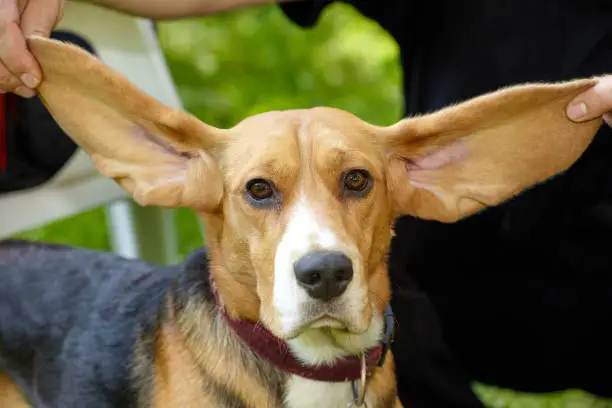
[
  {"xmin": 28, "ymin": 36, "xmax": 226, "ymax": 211},
  {"xmin": 384, "ymin": 79, "xmax": 602, "ymax": 222}
]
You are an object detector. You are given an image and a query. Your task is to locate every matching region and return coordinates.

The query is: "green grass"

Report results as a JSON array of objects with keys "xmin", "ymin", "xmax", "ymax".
[{"xmin": 11, "ymin": 3, "xmax": 612, "ymax": 407}]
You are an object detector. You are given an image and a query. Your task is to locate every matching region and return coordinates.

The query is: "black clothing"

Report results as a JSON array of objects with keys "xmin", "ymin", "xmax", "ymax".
[{"xmin": 281, "ymin": 1, "xmax": 612, "ymax": 406}]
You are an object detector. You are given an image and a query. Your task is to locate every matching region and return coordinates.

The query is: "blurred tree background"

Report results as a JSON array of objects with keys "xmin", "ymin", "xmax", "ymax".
[{"xmin": 13, "ymin": 3, "xmax": 612, "ymax": 407}]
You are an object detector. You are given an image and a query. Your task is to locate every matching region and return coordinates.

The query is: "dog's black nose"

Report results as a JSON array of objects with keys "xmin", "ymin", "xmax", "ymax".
[{"xmin": 294, "ymin": 251, "xmax": 353, "ymax": 301}]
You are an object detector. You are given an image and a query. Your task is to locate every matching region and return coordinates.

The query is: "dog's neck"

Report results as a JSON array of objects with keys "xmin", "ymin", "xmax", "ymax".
[{"xmin": 209, "ymin": 276, "xmax": 394, "ymax": 382}]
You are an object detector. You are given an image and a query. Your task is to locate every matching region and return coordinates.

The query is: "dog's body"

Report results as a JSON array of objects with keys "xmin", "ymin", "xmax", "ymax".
[
  {"xmin": 0, "ymin": 241, "xmax": 398, "ymax": 408},
  {"xmin": 0, "ymin": 37, "xmax": 603, "ymax": 407}
]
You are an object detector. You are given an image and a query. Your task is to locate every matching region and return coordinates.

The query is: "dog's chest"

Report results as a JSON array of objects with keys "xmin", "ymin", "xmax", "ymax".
[{"xmin": 283, "ymin": 375, "xmax": 374, "ymax": 408}]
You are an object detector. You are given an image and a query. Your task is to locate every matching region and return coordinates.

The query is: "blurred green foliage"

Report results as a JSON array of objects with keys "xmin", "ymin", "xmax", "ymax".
[
  {"xmin": 11, "ymin": 3, "xmax": 612, "ymax": 407},
  {"xmin": 157, "ymin": 3, "xmax": 402, "ymax": 127}
]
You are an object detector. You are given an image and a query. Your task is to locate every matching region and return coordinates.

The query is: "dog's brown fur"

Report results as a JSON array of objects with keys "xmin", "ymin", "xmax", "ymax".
[
  {"xmin": 0, "ymin": 372, "xmax": 29, "ymax": 408},
  {"xmin": 0, "ymin": 36, "xmax": 601, "ymax": 407}
]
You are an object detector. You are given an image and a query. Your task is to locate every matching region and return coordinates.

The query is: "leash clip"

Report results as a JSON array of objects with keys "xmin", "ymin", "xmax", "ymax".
[{"xmin": 348, "ymin": 354, "xmax": 368, "ymax": 407}]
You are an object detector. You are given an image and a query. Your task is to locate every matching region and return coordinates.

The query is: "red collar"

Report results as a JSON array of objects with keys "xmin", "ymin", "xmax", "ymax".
[{"xmin": 212, "ymin": 282, "xmax": 395, "ymax": 382}]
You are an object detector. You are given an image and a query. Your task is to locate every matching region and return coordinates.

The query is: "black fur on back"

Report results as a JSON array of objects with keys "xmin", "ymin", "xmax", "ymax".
[{"xmin": 0, "ymin": 240, "xmax": 210, "ymax": 408}]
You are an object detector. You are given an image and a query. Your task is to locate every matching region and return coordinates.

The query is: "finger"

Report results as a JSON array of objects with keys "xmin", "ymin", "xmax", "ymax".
[
  {"xmin": 17, "ymin": 0, "xmax": 27, "ymax": 14},
  {"xmin": 55, "ymin": 0, "xmax": 65, "ymax": 27},
  {"xmin": 21, "ymin": 0, "xmax": 63, "ymax": 38},
  {"xmin": 0, "ymin": 59, "xmax": 34, "ymax": 97},
  {"xmin": 0, "ymin": 21, "xmax": 40, "ymax": 91},
  {"xmin": 604, "ymin": 112, "xmax": 612, "ymax": 128},
  {"xmin": 567, "ymin": 76, "xmax": 612, "ymax": 122},
  {"xmin": 0, "ymin": 0, "xmax": 19, "ymax": 22},
  {"xmin": 20, "ymin": 0, "xmax": 64, "ymax": 93},
  {"xmin": 0, "ymin": 59, "xmax": 19, "ymax": 92},
  {"xmin": 0, "ymin": 0, "xmax": 24, "ymax": 91}
]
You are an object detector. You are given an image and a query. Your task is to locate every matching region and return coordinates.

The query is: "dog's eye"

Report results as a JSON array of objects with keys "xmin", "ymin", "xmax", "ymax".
[
  {"xmin": 343, "ymin": 169, "xmax": 370, "ymax": 193},
  {"xmin": 246, "ymin": 179, "xmax": 274, "ymax": 201}
]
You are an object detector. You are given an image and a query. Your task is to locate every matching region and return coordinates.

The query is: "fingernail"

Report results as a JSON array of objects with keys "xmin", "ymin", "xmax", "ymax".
[
  {"xmin": 15, "ymin": 86, "xmax": 36, "ymax": 98},
  {"xmin": 567, "ymin": 102, "xmax": 588, "ymax": 120},
  {"xmin": 21, "ymin": 73, "xmax": 39, "ymax": 88},
  {"xmin": 26, "ymin": 32, "xmax": 46, "ymax": 40}
]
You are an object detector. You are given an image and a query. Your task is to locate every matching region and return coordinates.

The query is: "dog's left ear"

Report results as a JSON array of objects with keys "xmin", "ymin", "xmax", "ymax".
[{"xmin": 384, "ymin": 79, "xmax": 602, "ymax": 222}]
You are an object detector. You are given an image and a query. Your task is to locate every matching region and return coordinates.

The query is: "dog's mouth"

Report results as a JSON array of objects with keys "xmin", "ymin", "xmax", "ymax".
[
  {"xmin": 303, "ymin": 317, "xmax": 361, "ymax": 350},
  {"xmin": 308, "ymin": 315, "xmax": 346, "ymax": 330},
  {"xmin": 282, "ymin": 308, "xmax": 385, "ymax": 365},
  {"xmin": 283, "ymin": 318, "xmax": 348, "ymax": 340},
  {"xmin": 271, "ymin": 287, "xmax": 373, "ymax": 340},
  {"xmin": 282, "ymin": 310, "xmax": 369, "ymax": 340}
]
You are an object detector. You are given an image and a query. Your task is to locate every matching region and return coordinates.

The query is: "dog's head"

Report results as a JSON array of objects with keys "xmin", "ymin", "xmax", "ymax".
[{"xmin": 30, "ymin": 37, "xmax": 601, "ymax": 364}]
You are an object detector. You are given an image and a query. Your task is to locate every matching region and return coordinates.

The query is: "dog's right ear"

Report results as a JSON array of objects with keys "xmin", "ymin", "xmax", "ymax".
[{"xmin": 28, "ymin": 36, "xmax": 226, "ymax": 212}]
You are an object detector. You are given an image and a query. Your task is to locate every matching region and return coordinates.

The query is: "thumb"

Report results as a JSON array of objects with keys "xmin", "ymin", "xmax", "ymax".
[
  {"xmin": 21, "ymin": 0, "xmax": 64, "ymax": 39},
  {"xmin": 567, "ymin": 76, "xmax": 612, "ymax": 122}
]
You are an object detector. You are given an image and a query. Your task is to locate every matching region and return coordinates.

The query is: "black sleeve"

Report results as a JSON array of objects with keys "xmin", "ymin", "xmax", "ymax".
[{"xmin": 279, "ymin": 0, "xmax": 337, "ymax": 28}]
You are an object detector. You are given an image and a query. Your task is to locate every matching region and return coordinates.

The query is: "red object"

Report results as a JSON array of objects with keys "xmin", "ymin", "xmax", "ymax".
[
  {"xmin": 0, "ymin": 93, "xmax": 6, "ymax": 171},
  {"xmin": 211, "ymin": 281, "xmax": 385, "ymax": 382}
]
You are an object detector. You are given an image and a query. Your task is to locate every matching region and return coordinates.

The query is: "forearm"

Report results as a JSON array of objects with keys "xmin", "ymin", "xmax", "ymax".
[{"xmin": 75, "ymin": 0, "xmax": 285, "ymax": 20}]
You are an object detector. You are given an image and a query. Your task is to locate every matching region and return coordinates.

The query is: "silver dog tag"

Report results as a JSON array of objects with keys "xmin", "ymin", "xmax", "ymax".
[{"xmin": 348, "ymin": 354, "xmax": 369, "ymax": 407}]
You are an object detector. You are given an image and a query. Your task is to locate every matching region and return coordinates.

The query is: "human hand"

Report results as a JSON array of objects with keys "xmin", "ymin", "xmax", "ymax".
[
  {"xmin": 0, "ymin": 0, "xmax": 65, "ymax": 98},
  {"xmin": 567, "ymin": 75, "xmax": 612, "ymax": 127}
]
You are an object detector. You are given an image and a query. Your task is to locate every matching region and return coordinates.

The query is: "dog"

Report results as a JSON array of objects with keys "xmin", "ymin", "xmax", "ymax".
[{"xmin": 0, "ymin": 37, "xmax": 602, "ymax": 408}]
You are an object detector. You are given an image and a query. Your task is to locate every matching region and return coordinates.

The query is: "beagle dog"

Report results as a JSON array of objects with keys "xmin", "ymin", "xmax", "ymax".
[{"xmin": 0, "ymin": 37, "xmax": 601, "ymax": 408}]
